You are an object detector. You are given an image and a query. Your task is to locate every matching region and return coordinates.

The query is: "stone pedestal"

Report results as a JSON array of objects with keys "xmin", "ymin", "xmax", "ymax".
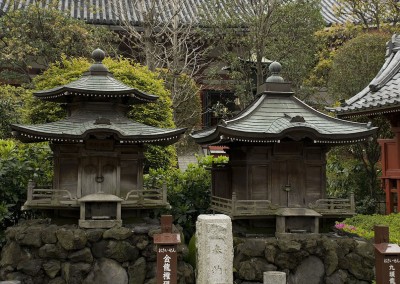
[
  {"xmin": 196, "ymin": 214, "xmax": 233, "ymax": 284},
  {"xmin": 264, "ymin": 271, "xmax": 286, "ymax": 284},
  {"xmin": 275, "ymin": 208, "xmax": 321, "ymax": 234}
]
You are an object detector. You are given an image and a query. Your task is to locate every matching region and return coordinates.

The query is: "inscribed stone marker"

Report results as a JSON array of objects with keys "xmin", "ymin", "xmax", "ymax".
[{"xmin": 196, "ymin": 214, "xmax": 233, "ymax": 284}]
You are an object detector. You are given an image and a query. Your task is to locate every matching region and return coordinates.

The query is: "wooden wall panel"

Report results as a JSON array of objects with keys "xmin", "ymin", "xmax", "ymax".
[
  {"xmin": 212, "ymin": 167, "xmax": 231, "ymax": 199},
  {"xmin": 120, "ymin": 160, "xmax": 137, "ymax": 198},
  {"xmin": 58, "ymin": 158, "xmax": 79, "ymax": 197},
  {"xmin": 249, "ymin": 165, "xmax": 269, "ymax": 200},
  {"xmin": 231, "ymin": 166, "xmax": 247, "ymax": 199},
  {"xmin": 305, "ymin": 165, "xmax": 323, "ymax": 204}
]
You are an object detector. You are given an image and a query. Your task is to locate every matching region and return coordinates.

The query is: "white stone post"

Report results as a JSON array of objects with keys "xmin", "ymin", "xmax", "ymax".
[
  {"xmin": 196, "ymin": 214, "xmax": 233, "ymax": 284},
  {"xmin": 263, "ymin": 271, "xmax": 286, "ymax": 284}
]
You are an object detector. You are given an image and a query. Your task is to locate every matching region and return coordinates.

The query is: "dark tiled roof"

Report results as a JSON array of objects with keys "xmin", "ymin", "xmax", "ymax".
[
  {"xmin": 34, "ymin": 49, "xmax": 158, "ymax": 104},
  {"xmin": 11, "ymin": 48, "xmax": 186, "ymax": 144},
  {"xmin": 191, "ymin": 80, "xmax": 376, "ymax": 145},
  {"xmin": 12, "ymin": 106, "xmax": 186, "ymax": 145},
  {"xmin": 330, "ymin": 34, "xmax": 400, "ymax": 118},
  {"xmin": 191, "ymin": 93, "xmax": 376, "ymax": 144},
  {"xmin": 35, "ymin": 72, "xmax": 158, "ymax": 103},
  {"xmin": 0, "ymin": 0, "xmax": 353, "ymax": 26}
]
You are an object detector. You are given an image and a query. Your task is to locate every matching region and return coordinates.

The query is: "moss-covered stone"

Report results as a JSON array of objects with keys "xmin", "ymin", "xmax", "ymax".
[
  {"xmin": 128, "ymin": 257, "xmax": 146, "ymax": 284},
  {"xmin": 38, "ymin": 244, "xmax": 67, "ymax": 260},
  {"xmin": 56, "ymin": 228, "xmax": 87, "ymax": 250},
  {"xmin": 0, "ymin": 241, "xmax": 31, "ymax": 267},
  {"xmin": 103, "ymin": 227, "xmax": 133, "ymax": 240},
  {"xmin": 68, "ymin": 248, "xmax": 93, "ymax": 263},
  {"xmin": 238, "ymin": 257, "xmax": 276, "ymax": 281},
  {"xmin": 41, "ymin": 225, "xmax": 59, "ymax": 244},
  {"xmin": 42, "ymin": 260, "xmax": 61, "ymax": 279}
]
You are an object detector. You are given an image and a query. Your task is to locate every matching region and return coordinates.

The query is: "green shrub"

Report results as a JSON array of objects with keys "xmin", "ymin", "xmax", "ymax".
[
  {"xmin": 336, "ymin": 214, "xmax": 400, "ymax": 244},
  {"xmin": 0, "ymin": 139, "xmax": 52, "ymax": 247},
  {"xmin": 0, "ymin": 85, "xmax": 31, "ymax": 138},
  {"xmin": 0, "ymin": 2, "xmax": 117, "ymax": 84},
  {"xmin": 186, "ymin": 235, "xmax": 197, "ymax": 269},
  {"xmin": 145, "ymin": 155, "xmax": 228, "ymax": 240}
]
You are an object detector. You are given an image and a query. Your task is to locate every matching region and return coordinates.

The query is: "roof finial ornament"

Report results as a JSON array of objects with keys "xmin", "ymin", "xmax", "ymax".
[
  {"xmin": 266, "ymin": 61, "xmax": 284, "ymax": 83},
  {"xmin": 92, "ymin": 48, "xmax": 105, "ymax": 63},
  {"xmin": 89, "ymin": 48, "xmax": 108, "ymax": 73}
]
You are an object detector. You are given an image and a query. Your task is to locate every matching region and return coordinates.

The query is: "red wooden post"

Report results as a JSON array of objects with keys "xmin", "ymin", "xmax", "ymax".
[
  {"xmin": 153, "ymin": 215, "xmax": 181, "ymax": 284},
  {"xmin": 397, "ymin": 180, "xmax": 400, "ymax": 213},
  {"xmin": 374, "ymin": 225, "xmax": 400, "ymax": 284},
  {"xmin": 384, "ymin": 179, "xmax": 393, "ymax": 214}
]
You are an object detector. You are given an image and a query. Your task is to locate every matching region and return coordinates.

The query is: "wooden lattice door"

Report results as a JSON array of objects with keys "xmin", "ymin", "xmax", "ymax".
[{"xmin": 81, "ymin": 157, "xmax": 118, "ymax": 196}]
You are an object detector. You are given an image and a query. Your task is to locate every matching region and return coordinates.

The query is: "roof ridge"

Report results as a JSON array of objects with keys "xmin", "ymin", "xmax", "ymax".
[{"xmin": 369, "ymin": 50, "xmax": 400, "ymax": 92}]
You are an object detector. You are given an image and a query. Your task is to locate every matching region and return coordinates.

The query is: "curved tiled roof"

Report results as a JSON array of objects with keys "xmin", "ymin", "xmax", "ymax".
[
  {"xmin": 34, "ymin": 48, "xmax": 158, "ymax": 103},
  {"xmin": 35, "ymin": 73, "xmax": 158, "ymax": 103},
  {"xmin": 0, "ymin": 0, "xmax": 354, "ymax": 26},
  {"xmin": 12, "ymin": 106, "xmax": 186, "ymax": 145},
  {"xmin": 330, "ymin": 34, "xmax": 400, "ymax": 118},
  {"xmin": 11, "ymin": 48, "xmax": 186, "ymax": 144},
  {"xmin": 191, "ymin": 84, "xmax": 376, "ymax": 145}
]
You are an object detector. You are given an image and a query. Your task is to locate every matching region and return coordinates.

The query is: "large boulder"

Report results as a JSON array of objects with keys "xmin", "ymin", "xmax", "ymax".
[
  {"xmin": 326, "ymin": 269, "xmax": 348, "ymax": 284},
  {"xmin": 128, "ymin": 257, "xmax": 146, "ymax": 284},
  {"xmin": 277, "ymin": 239, "xmax": 301, "ymax": 253},
  {"xmin": 42, "ymin": 260, "xmax": 61, "ymax": 279},
  {"xmin": 16, "ymin": 259, "xmax": 42, "ymax": 276},
  {"xmin": 237, "ymin": 239, "xmax": 266, "ymax": 257},
  {"xmin": 238, "ymin": 257, "xmax": 277, "ymax": 281},
  {"xmin": 68, "ymin": 248, "xmax": 93, "ymax": 263},
  {"xmin": 61, "ymin": 262, "xmax": 91, "ymax": 284},
  {"xmin": 38, "ymin": 244, "xmax": 67, "ymax": 260},
  {"xmin": 288, "ymin": 256, "xmax": 325, "ymax": 284},
  {"xmin": 0, "ymin": 242, "xmax": 31, "ymax": 267},
  {"xmin": 106, "ymin": 241, "xmax": 139, "ymax": 262},
  {"xmin": 274, "ymin": 251, "xmax": 309, "ymax": 270},
  {"xmin": 346, "ymin": 252, "xmax": 375, "ymax": 281},
  {"xmin": 16, "ymin": 226, "xmax": 43, "ymax": 248},
  {"xmin": 86, "ymin": 229, "xmax": 105, "ymax": 243},
  {"xmin": 103, "ymin": 227, "xmax": 133, "ymax": 240},
  {"xmin": 83, "ymin": 258, "xmax": 128, "ymax": 284},
  {"xmin": 56, "ymin": 228, "xmax": 87, "ymax": 250},
  {"xmin": 177, "ymin": 261, "xmax": 195, "ymax": 284},
  {"xmin": 41, "ymin": 225, "xmax": 59, "ymax": 244},
  {"xmin": 131, "ymin": 235, "xmax": 149, "ymax": 250},
  {"xmin": 92, "ymin": 240, "xmax": 139, "ymax": 262}
]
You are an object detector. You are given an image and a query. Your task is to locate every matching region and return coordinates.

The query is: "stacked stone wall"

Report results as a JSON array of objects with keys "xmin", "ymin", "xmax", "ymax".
[
  {"xmin": 0, "ymin": 220, "xmax": 376, "ymax": 284},
  {"xmin": 0, "ymin": 219, "xmax": 194, "ymax": 284},
  {"xmin": 233, "ymin": 235, "xmax": 375, "ymax": 284}
]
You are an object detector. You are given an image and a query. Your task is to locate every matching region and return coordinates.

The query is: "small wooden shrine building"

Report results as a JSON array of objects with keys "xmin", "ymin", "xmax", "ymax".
[
  {"xmin": 330, "ymin": 34, "xmax": 400, "ymax": 214},
  {"xmin": 11, "ymin": 49, "xmax": 185, "ymax": 227},
  {"xmin": 191, "ymin": 62, "xmax": 376, "ymax": 233}
]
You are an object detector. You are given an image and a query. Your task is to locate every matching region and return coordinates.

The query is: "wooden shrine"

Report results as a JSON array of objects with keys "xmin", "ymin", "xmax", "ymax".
[
  {"xmin": 11, "ymin": 49, "xmax": 185, "ymax": 227},
  {"xmin": 331, "ymin": 34, "xmax": 400, "ymax": 214},
  {"xmin": 191, "ymin": 62, "xmax": 376, "ymax": 233}
]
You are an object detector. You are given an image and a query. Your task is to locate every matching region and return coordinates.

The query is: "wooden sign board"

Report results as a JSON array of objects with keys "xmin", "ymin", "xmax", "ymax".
[
  {"xmin": 374, "ymin": 226, "xmax": 400, "ymax": 284},
  {"xmin": 375, "ymin": 243, "xmax": 400, "ymax": 284},
  {"xmin": 154, "ymin": 215, "xmax": 181, "ymax": 284},
  {"xmin": 153, "ymin": 233, "xmax": 181, "ymax": 245},
  {"xmin": 157, "ymin": 245, "xmax": 178, "ymax": 284}
]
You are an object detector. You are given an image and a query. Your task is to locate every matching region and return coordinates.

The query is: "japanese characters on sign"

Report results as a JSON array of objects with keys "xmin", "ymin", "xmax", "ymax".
[
  {"xmin": 384, "ymin": 257, "xmax": 400, "ymax": 284},
  {"xmin": 154, "ymin": 215, "xmax": 180, "ymax": 284},
  {"xmin": 161, "ymin": 248, "xmax": 175, "ymax": 284},
  {"xmin": 374, "ymin": 226, "xmax": 400, "ymax": 284}
]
